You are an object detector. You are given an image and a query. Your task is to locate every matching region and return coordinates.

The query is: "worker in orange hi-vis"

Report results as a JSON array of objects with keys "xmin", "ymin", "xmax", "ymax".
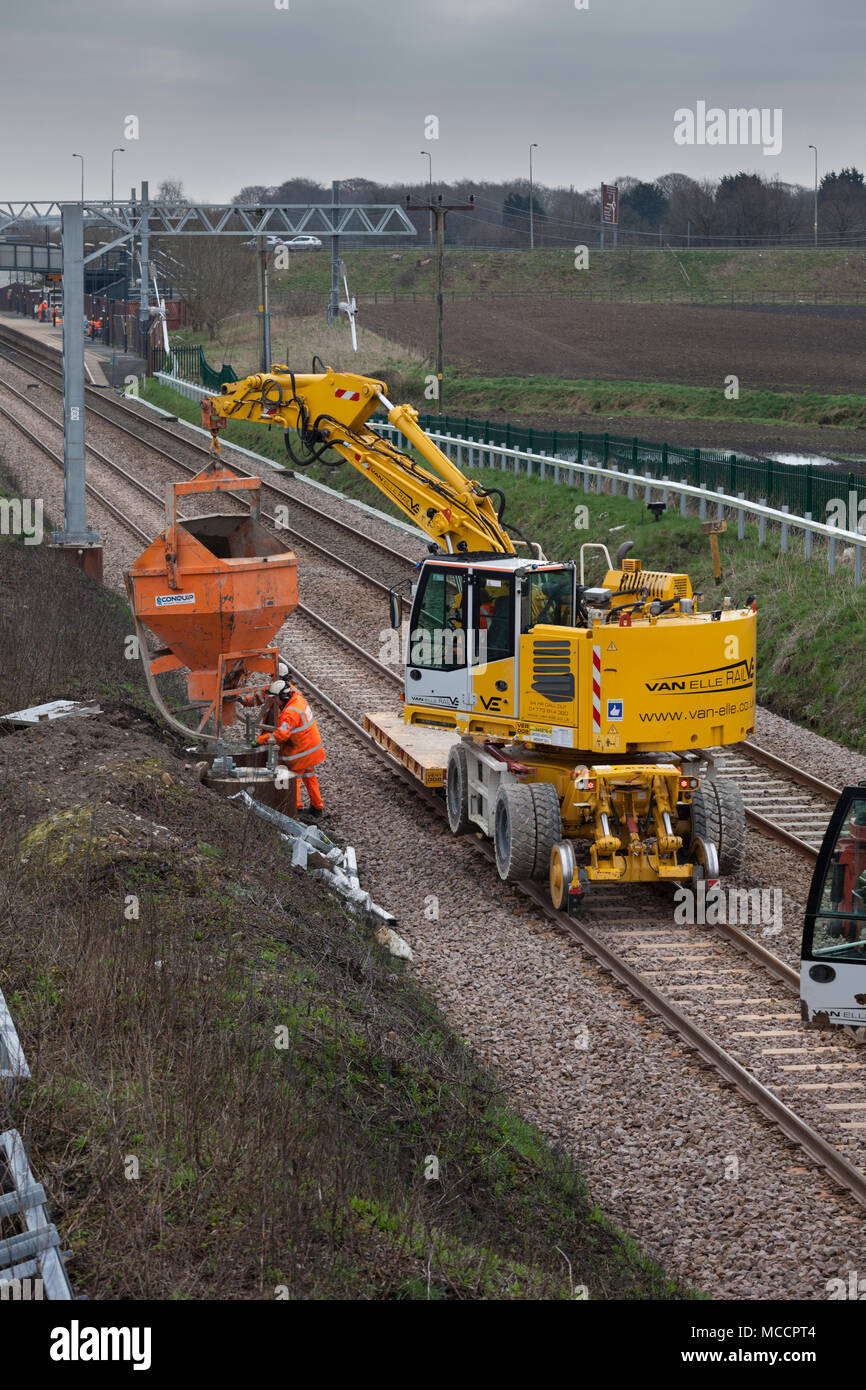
[{"xmin": 253, "ymin": 677, "xmax": 326, "ymax": 816}]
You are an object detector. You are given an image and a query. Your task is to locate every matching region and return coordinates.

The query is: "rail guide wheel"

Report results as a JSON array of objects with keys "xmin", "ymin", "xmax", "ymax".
[
  {"xmin": 549, "ymin": 840, "xmax": 589, "ymax": 914},
  {"xmin": 690, "ymin": 835, "xmax": 720, "ymax": 888}
]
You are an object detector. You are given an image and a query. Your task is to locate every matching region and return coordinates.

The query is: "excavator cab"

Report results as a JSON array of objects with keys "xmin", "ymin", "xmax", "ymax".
[{"xmin": 405, "ymin": 558, "xmax": 577, "ymax": 723}]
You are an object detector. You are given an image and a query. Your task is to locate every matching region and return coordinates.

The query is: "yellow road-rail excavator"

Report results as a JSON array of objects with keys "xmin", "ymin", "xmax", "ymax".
[{"xmin": 203, "ymin": 364, "xmax": 756, "ymax": 911}]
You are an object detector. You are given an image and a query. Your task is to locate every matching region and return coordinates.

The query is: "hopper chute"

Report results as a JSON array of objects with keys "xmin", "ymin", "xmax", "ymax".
[{"xmin": 124, "ymin": 459, "xmax": 298, "ymax": 753}]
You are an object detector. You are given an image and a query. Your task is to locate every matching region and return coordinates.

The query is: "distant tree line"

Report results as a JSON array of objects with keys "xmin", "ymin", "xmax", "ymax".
[{"xmin": 234, "ymin": 169, "xmax": 866, "ymax": 249}]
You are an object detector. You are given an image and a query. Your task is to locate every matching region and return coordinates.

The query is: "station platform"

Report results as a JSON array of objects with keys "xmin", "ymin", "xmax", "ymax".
[{"xmin": 0, "ymin": 312, "xmax": 146, "ymax": 389}]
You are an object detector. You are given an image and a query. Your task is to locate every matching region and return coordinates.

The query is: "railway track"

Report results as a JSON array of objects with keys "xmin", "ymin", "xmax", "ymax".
[
  {"xmin": 4, "ymin": 320, "xmax": 866, "ymax": 1217},
  {"xmin": 717, "ymin": 742, "xmax": 840, "ymax": 859},
  {"xmin": 0, "ymin": 329, "xmax": 423, "ymax": 592},
  {"xmin": 0, "ymin": 367, "xmax": 403, "ymax": 693}
]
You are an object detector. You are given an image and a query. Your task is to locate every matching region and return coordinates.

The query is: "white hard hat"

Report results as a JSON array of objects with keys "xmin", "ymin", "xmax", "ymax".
[
  {"xmin": 268, "ymin": 679, "xmax": 287, "ymax": 696},
  {"xmin": 277, "ymin": 660, "xmax": 290, "ymax": 679}
]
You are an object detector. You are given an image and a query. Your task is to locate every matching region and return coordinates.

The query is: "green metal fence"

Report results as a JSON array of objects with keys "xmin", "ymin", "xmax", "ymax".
[
  {"xmin": 415, "ymin": 412, "xmax": 866, "ymax": 523},
  {"xmin": 149, "ymin": 344, "xmax": 238, "ymax": 389}
]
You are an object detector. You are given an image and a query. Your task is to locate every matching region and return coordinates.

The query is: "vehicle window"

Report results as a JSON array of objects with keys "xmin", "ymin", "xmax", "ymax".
[
  {"xmin": 520, "ymin": 569, "xmax": 574, "ymax": 634},
  {"xmin": 410, "ymin": 569, "xmax": 467, "ymax": 670},
  {"xmin": 811, "ymin": 796, "xmax": 866, "ymax": 960},
  {"xmin": 474, "ymin": 573, "xmax": 514, "ymax": 665}
]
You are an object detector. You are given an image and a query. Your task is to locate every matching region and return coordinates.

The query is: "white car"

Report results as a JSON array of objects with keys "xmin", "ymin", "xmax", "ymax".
[
  {"xmin": 286, "ymin": 235, "xmax": 323, "ymax": 251},
  {"xmin": 242, "ymin": 234, "xmax": 323, "ymax": 252}
]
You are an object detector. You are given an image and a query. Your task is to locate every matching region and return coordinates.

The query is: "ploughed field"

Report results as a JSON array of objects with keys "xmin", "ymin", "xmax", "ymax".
[{"xmin": 364, "ymin": 300, "xmax": 866, "ymax": 395}]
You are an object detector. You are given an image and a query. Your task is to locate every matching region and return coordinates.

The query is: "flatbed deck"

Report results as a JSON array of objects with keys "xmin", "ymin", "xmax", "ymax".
[{"xmin": 363, "ymin": 712, "xmax": 458, "ymax": 788}]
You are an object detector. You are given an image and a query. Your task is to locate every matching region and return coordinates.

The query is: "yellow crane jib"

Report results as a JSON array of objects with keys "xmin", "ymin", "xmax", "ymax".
[{"xmin": 203, "ymin": 368, "xmax": 515, "ymax": 556}]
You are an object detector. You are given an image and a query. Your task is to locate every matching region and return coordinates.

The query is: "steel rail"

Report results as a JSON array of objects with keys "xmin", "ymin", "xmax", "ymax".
[
  {"xmin": 0, "ymin": 403, "xmax": 150, "ymax": 545},
  {"xmin": 0, "ymin": 335, "xmax": 842, "ymax": 865},
  {"xmin": 739, "ymin": 740, "xmax": 843, "ymax": 802},
  {"xmin": 728, "ymin": 740, "xmax": 841, "ymax": 862},
  {"xmin": 0, "ymin": 372, "xmax": 401, "ymax": 692}
]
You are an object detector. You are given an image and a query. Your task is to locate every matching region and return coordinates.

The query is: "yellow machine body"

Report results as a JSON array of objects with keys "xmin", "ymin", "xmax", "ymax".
[{"xmin": 202, "ymin": 368, "xmax": 757, "ymax": 897}]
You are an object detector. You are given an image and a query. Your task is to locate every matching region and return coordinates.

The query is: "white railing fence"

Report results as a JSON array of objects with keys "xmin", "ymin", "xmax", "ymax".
[
  {"xmin": 148, "ymin": 375, "xmax": 866, "ymax": 585},
  {"xmin": 373, "ymin": 422, "xmax": 866, "ymax": 585}
]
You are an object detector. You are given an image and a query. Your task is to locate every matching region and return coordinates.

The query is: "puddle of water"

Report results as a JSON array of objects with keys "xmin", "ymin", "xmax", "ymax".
[{"xmin": 766, "ymin": 452, "xmax": 838, "ymax": 468}]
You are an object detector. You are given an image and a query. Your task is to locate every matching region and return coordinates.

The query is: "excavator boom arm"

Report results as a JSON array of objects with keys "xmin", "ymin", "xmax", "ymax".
[{"xmin": 203, "ymin": 367, "xmax": 515, "ymax": 555}]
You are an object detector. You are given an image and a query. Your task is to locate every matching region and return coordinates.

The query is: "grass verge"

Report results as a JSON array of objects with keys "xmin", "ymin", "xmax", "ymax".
[
  {"xmin": 259, "ymin": 246, "xmax": 866, "ymax": 303},
  {"xmin": 419, "ymin": 375, "xmax": 866, "ymax": 433}
]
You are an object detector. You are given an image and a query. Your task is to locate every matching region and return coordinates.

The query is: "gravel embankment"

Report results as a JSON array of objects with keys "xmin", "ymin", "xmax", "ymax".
[{"xmin": 753, "ymin": 707, "xmax": 866, "ymax": 789}]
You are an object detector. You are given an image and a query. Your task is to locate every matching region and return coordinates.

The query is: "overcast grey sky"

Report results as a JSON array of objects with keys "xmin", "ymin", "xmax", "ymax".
[{"xmin": 3, "ymin": 0, "xmax": 863, "ymax": 203}]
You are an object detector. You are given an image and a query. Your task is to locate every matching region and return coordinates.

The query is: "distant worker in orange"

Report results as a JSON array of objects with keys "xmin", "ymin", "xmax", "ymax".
[{"xmin": 253, "ymin": 676, "xmax": 326, "ymax": 817}]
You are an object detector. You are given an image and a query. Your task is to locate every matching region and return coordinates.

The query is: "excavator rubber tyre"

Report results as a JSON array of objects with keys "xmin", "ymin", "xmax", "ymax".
[
  {"xmin": 689, "ymin": 778, "xmax": 745, "ymax": 877},
  {"xmin": 530, "ymin": 782, "xmax": 563, "ymax": 880},
  {"xmin": 493, "ymin": 783, "xmax": 538, "ymax": 882},
  {"xmin": 446, "ymin": 743, "xmax": 473, "ymax": 836}
]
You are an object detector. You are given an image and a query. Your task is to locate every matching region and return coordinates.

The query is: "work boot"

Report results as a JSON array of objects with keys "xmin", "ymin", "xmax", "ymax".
[{"xmin": 306, "ymin": 806, "xmax": 324, "ymax": 819}]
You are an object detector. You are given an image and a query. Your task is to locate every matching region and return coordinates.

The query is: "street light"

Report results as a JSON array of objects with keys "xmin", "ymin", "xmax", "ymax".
[
  {"xmin": 808, "ymin": 144, "xmax": 818, "ymax": 248},
  {"xmin": 420, "ymin": 150, "xmax": 433, "ymax": 247},
  {"xmin": 72, "ymin": 153, "xmax": 84, "ymax": 202},
  {"xmin": 529, "ymin": 143, "xmax": 538, "ymax": 249},
  {"xmin": 111, "ymin": 148, "xmax": 125, "ymax": 203}
]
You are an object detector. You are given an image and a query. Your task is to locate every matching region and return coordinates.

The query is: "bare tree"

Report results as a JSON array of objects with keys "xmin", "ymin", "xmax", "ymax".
[
  {"xmin": 669, "ymin": 179, "xmax": 717, "ymax": 244},
  {"xmin": 156, "ymin": 179, "xmax": 185, "ymax": 203},
  {"xmin": 158, "ymin": 235, "xmax": 255, "ymax": 338}
]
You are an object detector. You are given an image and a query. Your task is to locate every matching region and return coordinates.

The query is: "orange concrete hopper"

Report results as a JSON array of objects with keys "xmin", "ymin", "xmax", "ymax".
[{"xmin": 124, "ymin": 460, "xmax": 297, "ymax": 743}]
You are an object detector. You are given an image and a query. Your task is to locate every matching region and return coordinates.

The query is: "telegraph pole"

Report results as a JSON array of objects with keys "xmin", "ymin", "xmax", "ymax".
[
  {"xmin": 138, "ymin": 179, "xmax": 150, "ymax": 338},
  {"xmin": 256, "ymin": 237, "xmax": 271, "ymax": 372},
  {"xmin": 328, "ymin": 179, "xmax": 341, "ymax": 326},
  {"xmin": 809, "ymin": 144, "xmax": 819, "ymax": 247},
  {"xmin": 406, "ymin": 195, "xmax": 474, "ymax": 416},
  {"xmin": 420, "ymin": 151, "xmax": 433, "ymax": 247},
  {"xmin": 529, "ymin": 143, "xmax": 538, "ymax": 250}
]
